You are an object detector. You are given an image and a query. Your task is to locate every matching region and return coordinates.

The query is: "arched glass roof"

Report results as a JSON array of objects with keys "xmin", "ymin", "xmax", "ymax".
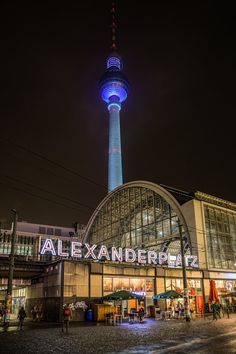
[{"xmin": 83, "ymin": 181, "xmax": 191, "ymax": 255}]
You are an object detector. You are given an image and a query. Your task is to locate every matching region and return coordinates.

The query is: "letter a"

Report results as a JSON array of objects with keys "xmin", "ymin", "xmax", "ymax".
[{"xmin": 40, "ymin": 239, "xmax": 56, "ymax": 255}]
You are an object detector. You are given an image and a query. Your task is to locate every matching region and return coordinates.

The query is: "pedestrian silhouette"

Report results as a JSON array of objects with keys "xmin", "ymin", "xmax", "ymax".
[
  {"xmin": 211, "ymin": 302, "xmax": 218, "ymax": 321},
  {"xmin": 18, "ymin": 306, "xmax": 27, "ymax": 330},
  {"xmin": 3, "ymin": 306, "xmax": 10, "ymax": 331},
  {"xmin": 62, "ymin": 304, "xmax": 71, "ymax": 333}
]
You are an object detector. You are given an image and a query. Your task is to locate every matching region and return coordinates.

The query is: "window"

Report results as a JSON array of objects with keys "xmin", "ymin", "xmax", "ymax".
[
  {"xmin": 39, "ymin": 227, "xmax": 46, "ymax": 234},
  {"xmin": 87, "ymin": 186, "xmax": 189, "ymax": 255},
  {"xmin": 204, "ymin": 205, "xmax": 236, "ymax": 269},
  {"xmin": 47, "ymin": 228, "xmax": 53, "ymax": 235},
  {"xmin": 55, "ymin": 228, "xmax": 61, "ymax": 236}
]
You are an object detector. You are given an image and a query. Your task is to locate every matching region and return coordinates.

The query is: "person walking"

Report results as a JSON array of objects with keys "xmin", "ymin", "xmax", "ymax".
[
  {"xmin": 18, "ymin": 306, "xmax": 27, "ymax": 330},
  {"xmin": 216, "ymin": 303, "xmax": 222, "ymax": 319},
  {"xmin": 226, "ymin": 305, "xmax": 230, "ymax": 318},
  {"xmin": 211, "ymin": 302, "xmax": 218, "ymax": 321},
  {"xmin": 31, "ymin": 305, "xmax": 37, "ymax": 321},
  {"xmin": 0, "ymin": 304, "xmax": 3, "ymax": 322},
  {"xmin": 62, "ymin": 304, "xmax": 71, "ymax": 333},
  {"xmin": 179, "ymin": 303, "xmax": 184, "ymax": 319},
  {"xmin": 3, "ymin": 307, "xmax": 10, "ymax": 331},
  {"xmin": 138, "ymin": 306, "xmax": 144, "ymax": 323},
  {"xmin": 171, "ymin": 303, "xmax": 175, "ymax": 319}
]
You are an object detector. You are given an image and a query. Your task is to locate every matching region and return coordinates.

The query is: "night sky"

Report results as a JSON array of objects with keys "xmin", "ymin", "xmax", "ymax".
[{"xmin": 1, "ymin": 1, "xmax": 235, "ymax": 228}]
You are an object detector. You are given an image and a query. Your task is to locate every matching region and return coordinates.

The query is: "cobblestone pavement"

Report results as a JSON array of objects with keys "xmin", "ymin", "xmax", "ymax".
[{"xmin": 1, "ymin": 315, "xmax": 236, "ymax": 354}]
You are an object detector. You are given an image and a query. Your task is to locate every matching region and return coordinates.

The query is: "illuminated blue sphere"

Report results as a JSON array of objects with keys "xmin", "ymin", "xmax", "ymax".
[{"xmin": 99, "ymin": 54, "xmax": 129, "ymax": 104}]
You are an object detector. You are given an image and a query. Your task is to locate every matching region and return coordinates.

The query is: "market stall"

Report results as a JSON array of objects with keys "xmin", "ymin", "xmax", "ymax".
[
  {"xmin": 153, "ymin": 290, "xmax": 183, "ymax": 319},
  {"xmin": 102, "ymin": 290, "xmax": 144, "ymax": 322}
]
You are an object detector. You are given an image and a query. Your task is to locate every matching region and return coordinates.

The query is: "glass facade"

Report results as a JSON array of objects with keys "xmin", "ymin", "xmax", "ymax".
[
  {"xmin": 103, "ymin": 277, "xmax": 154, "ymax": 295},
  {"xmin": 204, "ymin": 205, "xmax": 236, "ymax": 269},
  {"xmin": 165, "ymin": 278, "xmax": 204, "ymax": 313},
  {"xmin": 215, "ymin": 280, "xmax": 236, "ymax": 295},
  {"xmin": 165, "ymin": 278, "xmax": 202, "ymax": 294},
  {"xmin": 0, "ymin": 233, "xmax": 35, "ymax": 256},
  {"xmin": 87, "ymin": 186, "xmax": 190, "ymax": 254}
]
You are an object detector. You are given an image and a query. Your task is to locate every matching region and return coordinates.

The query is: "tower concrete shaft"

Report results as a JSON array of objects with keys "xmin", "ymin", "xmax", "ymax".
[{"xmin": 108, "ymin": 102, "xmax": 122, "ymax": 191}]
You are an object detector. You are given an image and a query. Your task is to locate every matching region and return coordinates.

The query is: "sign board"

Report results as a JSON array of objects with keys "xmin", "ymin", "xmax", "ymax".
[{"xmin": 40, "ymin": 239, "xmax": 198, "ymax": 268}]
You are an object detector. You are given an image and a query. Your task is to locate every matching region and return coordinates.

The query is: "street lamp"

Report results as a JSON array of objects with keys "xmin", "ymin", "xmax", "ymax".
[
  {"xmin": 7, "ymin": 209, "xmax": 18, "ymax": 296},
  {"xmin": 178, "ymin": 221, "xmax": 191, "ymax": 322}
]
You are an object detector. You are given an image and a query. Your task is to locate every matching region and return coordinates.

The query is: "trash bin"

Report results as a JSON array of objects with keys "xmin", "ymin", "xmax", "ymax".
[{"xmin": 86, "ymin": 309, "xmax": 93, "ymax": 321}]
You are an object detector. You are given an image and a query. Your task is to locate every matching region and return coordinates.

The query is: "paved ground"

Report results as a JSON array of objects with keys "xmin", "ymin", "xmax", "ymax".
[{"xmin": 1, "ymin": 314, "xmax": 236, "ymax": 354}]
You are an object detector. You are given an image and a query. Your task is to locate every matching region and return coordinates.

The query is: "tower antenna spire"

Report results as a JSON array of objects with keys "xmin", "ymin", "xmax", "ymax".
[{"xmin": 111, "ymin": 1, "xmax": 117, "ymax": 51}]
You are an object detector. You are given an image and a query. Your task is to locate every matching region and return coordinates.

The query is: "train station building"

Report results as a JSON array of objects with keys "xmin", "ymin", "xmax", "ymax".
[{"xmin": 1, "ymin": 181, "xmax": 236, "ymax": 321}]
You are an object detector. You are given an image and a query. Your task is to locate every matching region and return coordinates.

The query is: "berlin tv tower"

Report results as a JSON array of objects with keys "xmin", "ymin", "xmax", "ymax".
[{"xmin": 99, "ymin": 2, "xmax": 129, "ymax": 192}]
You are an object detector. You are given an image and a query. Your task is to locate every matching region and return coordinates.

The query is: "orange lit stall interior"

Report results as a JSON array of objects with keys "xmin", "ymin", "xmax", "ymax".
[
  {"xmin": 102, "ymin": 277, "xmax": 152, "ymax": 317},
  {"xmin": 214, "ymin": 280, "xmax": 236, "ymax": 307},
  {"xmin": 165, "ymin": 278, "xmax": 204, "ymax": 313}
]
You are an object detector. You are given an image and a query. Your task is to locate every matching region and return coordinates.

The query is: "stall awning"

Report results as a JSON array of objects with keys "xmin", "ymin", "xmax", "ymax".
[
  {"xmin": 102, "ymin": 290, "xmax": 144, "ymax": 301},
  {"xmin": 153, "ymin": 290, "xmax": 183, "ymax": 300}
]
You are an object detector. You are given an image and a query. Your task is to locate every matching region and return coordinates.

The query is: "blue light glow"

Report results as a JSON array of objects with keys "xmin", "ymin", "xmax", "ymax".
[
  {"xmin": 101, "ymin": 81, "xmax": 128, "ymax": 103},
  {"xmin": 107, "ymin": 56, "xmax": 121, "ymax": 70},
  {"xmin": 108, "ymin": 102, "xmax": 121, "ymax": 111}
]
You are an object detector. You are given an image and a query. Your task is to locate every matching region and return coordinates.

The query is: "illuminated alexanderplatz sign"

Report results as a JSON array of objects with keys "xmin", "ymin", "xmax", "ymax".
[{"xmin": 40, "ymin": 239, "xmax": 198, "ymax": 268}]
